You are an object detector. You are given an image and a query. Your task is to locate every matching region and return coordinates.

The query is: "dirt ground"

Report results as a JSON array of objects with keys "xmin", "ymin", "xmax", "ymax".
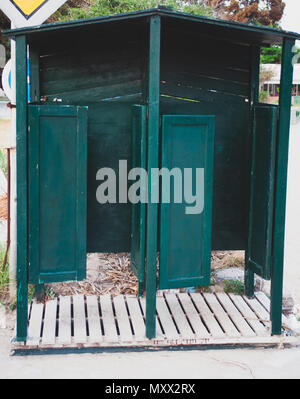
[{"xmin": 42, "ymin": 250, "xmax": 245, "ymax": 301}]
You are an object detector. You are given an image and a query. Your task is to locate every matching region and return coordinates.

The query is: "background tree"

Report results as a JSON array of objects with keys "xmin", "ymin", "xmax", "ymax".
[{"xmin": 220, "ymin": 0, "xmax": 285, "ymax": 26}]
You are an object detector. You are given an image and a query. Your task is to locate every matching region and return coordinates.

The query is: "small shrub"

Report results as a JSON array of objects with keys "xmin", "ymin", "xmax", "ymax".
[{"xmin": 224, "ymin": 280, "xmax": 244, "ymax": 295}]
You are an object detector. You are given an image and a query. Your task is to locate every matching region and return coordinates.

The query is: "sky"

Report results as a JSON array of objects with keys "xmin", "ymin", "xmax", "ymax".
[{"xmin": 281, "ymin": 0, "xmax": 300, "ymax": 34}]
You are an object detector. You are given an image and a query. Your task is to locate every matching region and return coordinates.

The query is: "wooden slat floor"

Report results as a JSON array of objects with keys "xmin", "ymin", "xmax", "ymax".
[{"xmin": 12, "ymin": 292, "xmax": 298, "ymax": 351}]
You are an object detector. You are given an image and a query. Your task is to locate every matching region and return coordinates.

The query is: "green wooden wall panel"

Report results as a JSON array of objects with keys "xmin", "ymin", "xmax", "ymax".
[
  {"xmin": 160, "ymin": 96, "xmax": 249, "ymax": 251},
  {"xmin": 130, "ymin": 105, "xmax": 147, "ymax": 294},
  {"xmin": 247, "ymin": 105, "xmax": 278, "ymax": 280},
  {"xmin": 28, "ymin": 105, "xmax": 88, "ymax": 284},
  {"xmin": 38, "ymin": 18, "xmax": 252, "ymax": 254},
  {"xmin": 159, "ymin": 115, "xmax": 215, "ymax": 289},
  {"xmin": 39, "ymin": 25, "xmax": 147, "ymax": 254}
]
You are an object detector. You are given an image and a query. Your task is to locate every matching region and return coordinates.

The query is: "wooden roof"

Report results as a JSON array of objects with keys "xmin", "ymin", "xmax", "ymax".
[{"xmin": 3, "ymin": 7, "xmax": 300, "ymax": 46}]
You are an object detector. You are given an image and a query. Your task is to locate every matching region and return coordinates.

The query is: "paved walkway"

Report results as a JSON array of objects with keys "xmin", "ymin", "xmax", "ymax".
[{"xmin": 0, "ymin": 330, "xmax": 300, "ymax": 379}]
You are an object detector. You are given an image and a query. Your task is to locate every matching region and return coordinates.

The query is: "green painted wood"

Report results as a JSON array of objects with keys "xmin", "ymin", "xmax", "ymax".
[
  {"xmin": 130, "ymin": 105, "xmax": 147, "ymax": 296},
  {"xmin": 245, "ymin": 45, "xmax": 260, "ymax": 298},
  {"xmin": 16, "ymin": 35, "xmax": 29, "ymax": 342},
  {"xmin": 28, "ymin": 105, "xmax": 88, "ymax": 284},
  {"xmin": 271, "ymin": 38, "xmax": 295, "ymax": 335},
  {"xmin": 38, "ymin": 26, "xmax": 147, "ymax": 254},
  {"xmin": 159, "ymin": 115, "xmax": 215, "ymax": 289},
  {"xmin": 160, "ymin": 95, "xmax": 250, "ymax": 251},
  {"xmin": 29, "ymin": 45, "xmax": 40, "ymax": 103},
  {"xmin": 145, "ymin": 16, "xmax": 161, "ymax": 339},
  {"xmin": 247, "ymin": 105, "xmax": 278, "ymax": 281},
  {"xmin": 5, "ymin": 8, "xmax": 300, "ymax": 44}
]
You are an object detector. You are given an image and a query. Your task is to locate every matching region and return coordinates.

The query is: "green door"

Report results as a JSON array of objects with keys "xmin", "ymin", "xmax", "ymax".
[
  {"xmin": 28, "ymin": 105, "xmax": 88, "ymax": 284},
  {"xmin": 159, "ymin": 115, "xmax": 215, "ymax": 289},
  {"xmin": 247, "ymin": 104, "xmax": 278, "ymax": 280},
  {"xmin": 130, "ymin": 105, "xmax": 147, "ymax": 295}
]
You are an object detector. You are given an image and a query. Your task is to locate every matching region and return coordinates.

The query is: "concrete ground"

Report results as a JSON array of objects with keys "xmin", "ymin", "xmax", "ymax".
[{"xmin": 0, "ymin": 330, "xmax": 299, "ymax": 379}]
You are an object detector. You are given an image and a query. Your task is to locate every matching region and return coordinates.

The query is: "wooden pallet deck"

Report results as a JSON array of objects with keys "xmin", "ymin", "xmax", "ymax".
[{"xmin": 12, "ymin": 292, "xmax": 298, "ymax": 351}]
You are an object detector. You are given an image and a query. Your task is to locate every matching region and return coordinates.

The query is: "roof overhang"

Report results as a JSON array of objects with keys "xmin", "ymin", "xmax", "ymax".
[{"xmin": 3, "ymin": 8, "xmax": 300, "ymax": 46}]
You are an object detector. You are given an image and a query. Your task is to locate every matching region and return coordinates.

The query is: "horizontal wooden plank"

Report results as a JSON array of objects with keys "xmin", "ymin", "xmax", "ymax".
[
  {"xmin": 205, "ymin": 293, "xmax": 241, "ymax": 337},
  {"xmin": 177, "ymin": 293, "xmax": 210, "ymax": 339},
  {"xmin": 161, "ymin": 71, "xmax": 249, "ymax": 98},
  {"xmin": 229, "ymin": 294, "xmax": 269, "ymax": 337},
  {"xmin": 191, "ymin": 293, "xmax": 225, "ymax": 338},
  {"xmin": 42, "ymin": 80, "xmax": 142, "ymax": 104},
  {"xmin": 216, "ymin": 293, "xmax": 256, "ymax": 337},
  {"xmin": 19, "ymin": 293, "xmax": 295, "ymax": 351}
]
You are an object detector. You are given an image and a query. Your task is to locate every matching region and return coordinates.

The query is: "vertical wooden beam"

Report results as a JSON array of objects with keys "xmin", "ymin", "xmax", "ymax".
[
  {"xmin": 145, "ymin": 15, "xmax": 161, "ymax": 339},
  {"xmin": 245, "ymin": 45, "xmax": 260, "ymax": 298},
  {"xmin": 271, "ymin": 38, "xmax": 295, "ymax": 335},
  {"xmin": 16, "ymin": 35, "xmax": 28, "ymax": 342},
  {"xmin": 28, "ymin": 45, "xmax": 43, "ymax": 299}
]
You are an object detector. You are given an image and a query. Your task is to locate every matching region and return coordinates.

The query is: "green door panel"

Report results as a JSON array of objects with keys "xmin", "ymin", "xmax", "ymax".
[
  {"xmin": 247, "ymin": 104, "xmax": 278, "ymax": 280},
  {"xmin": 28, "ymin": 105, "xmax": 88, "ymax": 284},
  {"xmin": 130, "ymin": 105, "xmax": 147, "ymax": 294},
  {"xmin": 159, "ymin": 115, "xmax": 215, "ymax": 289}
]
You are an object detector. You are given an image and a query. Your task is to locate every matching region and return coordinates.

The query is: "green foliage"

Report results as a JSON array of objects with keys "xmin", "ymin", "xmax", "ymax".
[
  {"xmin": 0, "ymin": 150, "xmax": 7, "ymax": 177},
  {"xmin": 224, "ymin": 280, "xmax": 244, "ymax": 295},
  {"xmin": 261, "ymin": 46, "xmax": 282, "ymax": 64},
  {"xmin": 259, "ymin": 90, "xmax": 269, "ymax": 103},
  {"xmin": 52, "ymin": 0, "xmax": 212, "ymax": 22},
  {"xmin": 0, "ymin": 245, "xmax": 9, "ymax": 306},
  {"xmin": 261, "ymin": 45, "xmax": 300, "ymax": 64}
]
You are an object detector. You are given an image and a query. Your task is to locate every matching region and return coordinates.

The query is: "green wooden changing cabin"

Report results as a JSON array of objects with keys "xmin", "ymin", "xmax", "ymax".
[{"xmin": 4, "ymin": 6, "xmax": 300, "ymax": 342}]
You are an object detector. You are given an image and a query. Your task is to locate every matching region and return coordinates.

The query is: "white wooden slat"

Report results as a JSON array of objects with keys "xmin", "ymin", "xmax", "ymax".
[
  {"xmin": 113, "ymin": 295, "xmax": 133, "ymax": 342},
  {"xmin": 139, "ymin": 297, "xmax": 164, "ymax": 338},
  {"xmin": 41, "ymin": 298, "xmax": 57, "ymax": 345},
  {"xmin": 13, "ymin": 305, "xmax": 31, "ymax": 343},
  {"xmin": 57, "ymin": 296, "xmax": 72, "ymax": 345},
  {"xmin": 86, "ymin": 296, "xmax": 102, "ymax": 344},
  {"xmin": 164, "ymin": 294, "xmax": 195, "ymax": 340},
  {"xmin": 243, "ymin": 295, "xmax": 271, "ymax": 328},
  {"xmin": 229, "ymin": 294, "xmax": 269, "ymax": 336},
  {"xmin": 100, "ymin": 294, "xmax": 119, "ymax": 343},
  {"xmin": 156, "ymin": 296, "xmax": 179, "ymax": 339},
  {"xmin": 125, "ymin": 295, "xmax": 145, "ymax": 341},
  {"xmin": 205, "ymin": 293, "xmax": 241, "ymax": 337},
  {"xmin": 216, "ymin": 293, "xmax": 256, "ymax": 337},
  {"xmin": 73, "ymin": 295, "xmax": 87, "ymax": 344},
  {"xmin": 27, "ymin": 303, "xmax": 44, "ymax": 346},
  {"xmin": 254, "ymin": 292, "xmax": 271, "ymax": 311},
  {"xmin": 191, "ymin": 293, "xmax": 225, "ymax": 338},
  {"xmin": 177, "ymin": 293, "xmax": 210, "ymax": 339},
  {"xmin": 255, "ymin": 292, "xmax": 290, "ymax": 326}
]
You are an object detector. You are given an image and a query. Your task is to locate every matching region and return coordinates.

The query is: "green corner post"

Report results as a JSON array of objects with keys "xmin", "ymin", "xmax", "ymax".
[
  {"xmin": 271, "ymin": 38, "xmax": 295, "ymax": 335},
  {"xmin": 245, "ymin": 45, "xmax": 260, "ymax": 298},
  {"xmin": 16, "ymin": 35, "xmax": 29, "ymax": 342},
  {"xmin": 145, "ymin": 15, "xmax": 161, "ymax": 339}
]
